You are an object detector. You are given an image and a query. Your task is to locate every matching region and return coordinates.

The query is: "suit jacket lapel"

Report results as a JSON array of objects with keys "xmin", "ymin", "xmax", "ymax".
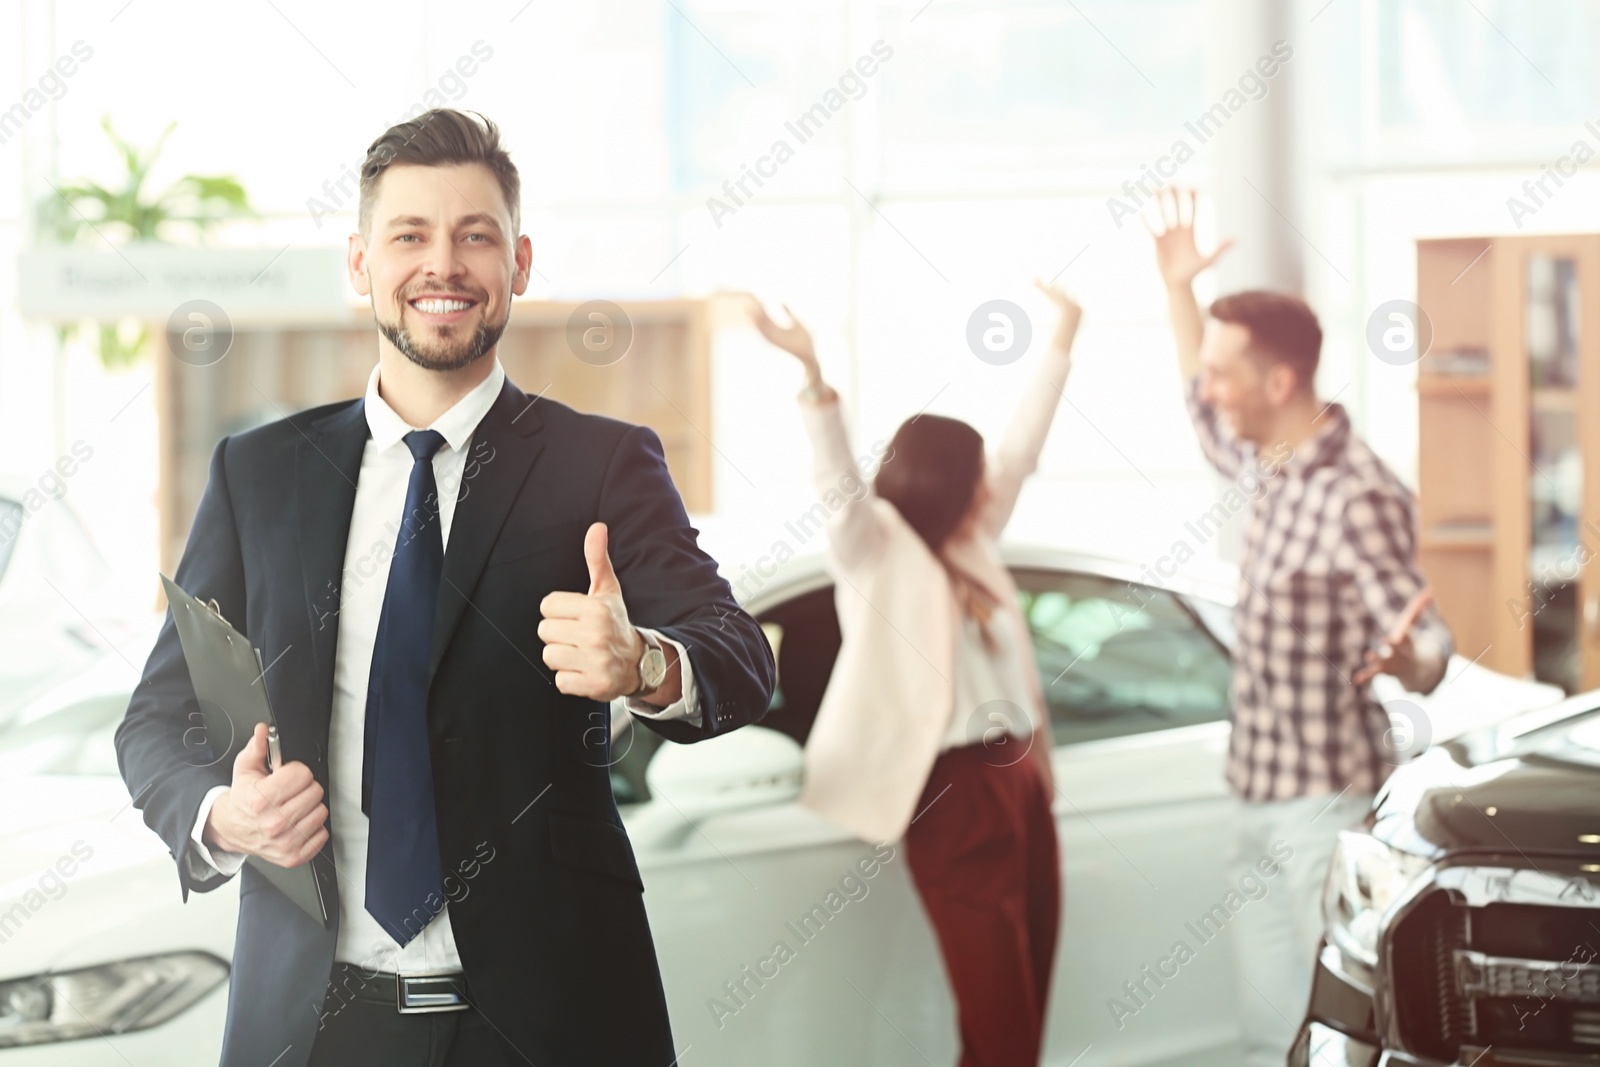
[
  {"xmin": 429, "ymin": 375, "xmax": 547, "ymax": 683},
  {"xmin": 293, "ymin": 375, "xmax": 548, "ymax": 738}
]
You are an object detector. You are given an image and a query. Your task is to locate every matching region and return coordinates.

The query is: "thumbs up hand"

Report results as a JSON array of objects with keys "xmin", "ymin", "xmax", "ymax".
[
  {"xmin": 537, "ymin": 522, "xmax": 647, "ymax": 700},
  {"xmin": 583, "ymin": 520, "xmax": 623, "ymax": 600}
]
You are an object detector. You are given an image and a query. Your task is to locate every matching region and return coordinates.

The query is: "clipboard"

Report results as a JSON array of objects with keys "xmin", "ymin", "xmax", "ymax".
[{"xmin": 160, "ymin": 573, "xmax": 331, "ymax": 928}]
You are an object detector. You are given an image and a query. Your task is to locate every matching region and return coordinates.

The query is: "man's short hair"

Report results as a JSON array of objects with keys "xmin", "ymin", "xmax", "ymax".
[
  {"xmin": 357, "ymin": 109, "xmax": 520, "ymax": 239},
  {"xmin": 1208, "ymin": 290, "xmax": 1322, "ymax": 393}
]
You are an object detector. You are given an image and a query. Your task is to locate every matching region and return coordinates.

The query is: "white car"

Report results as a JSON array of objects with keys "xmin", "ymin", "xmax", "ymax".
[
  {"xmin": 0, "ymin": 478, "xmax": 138, "ymax": 725},
  {"xmin": 0, "ymin": 545, "xmax": 1564, "ymax": 1065}
]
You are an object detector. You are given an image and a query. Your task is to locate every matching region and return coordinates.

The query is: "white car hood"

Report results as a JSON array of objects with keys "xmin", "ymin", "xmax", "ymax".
[{"xmin": 1371, "ymin": 656, "xmax": 1566, "ymax": 747}]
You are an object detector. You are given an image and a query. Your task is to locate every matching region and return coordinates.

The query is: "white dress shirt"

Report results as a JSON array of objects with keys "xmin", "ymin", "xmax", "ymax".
[
  {"xmin": 940, "ymin": 606, "xmax": 1035, "ymax": 751},
  {"xmin": 187, "ymin": 356, "xmax": 699, "ymax": 973}
]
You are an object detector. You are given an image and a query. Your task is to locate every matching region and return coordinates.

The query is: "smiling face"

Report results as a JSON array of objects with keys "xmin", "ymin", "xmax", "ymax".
[
  {"xmin": 348, "ymin": 161, "xmax": 531, "ymax": 372},
  {"xmin": 1198, "ymin": 318, "xmax": 1292, "ymax": 444}
]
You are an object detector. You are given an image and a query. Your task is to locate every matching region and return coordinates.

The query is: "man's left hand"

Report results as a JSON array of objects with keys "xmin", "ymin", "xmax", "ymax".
[
  {"xmin": 538, "ymin": 522, "xmax": 646, "ymax": 701},
  {"xmin": 1354, "ymin": 630, "xmax": 1419, "ymax": 687},
  {"xmin": 1352, "ymin": 589, "xmax": 1443, "ymax": 690}
]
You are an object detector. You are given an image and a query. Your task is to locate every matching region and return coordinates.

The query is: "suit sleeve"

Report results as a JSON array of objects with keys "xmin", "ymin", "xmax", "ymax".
[
  {"xmin": 596, "ymin": 424, "xmax": 776, "ymax": 744},
  {"xmin": 114, "ymin": 436, "xmax": 248, "ymax": 900}
]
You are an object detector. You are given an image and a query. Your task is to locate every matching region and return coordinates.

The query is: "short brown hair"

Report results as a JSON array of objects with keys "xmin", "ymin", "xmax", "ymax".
[
  {"xmin": 358, "ymin": 109, "xmax": 521, "ymax": 239},
  {"xmin": 1208, "ymin": 290, "xmax": 1322, "ymax": 392}
]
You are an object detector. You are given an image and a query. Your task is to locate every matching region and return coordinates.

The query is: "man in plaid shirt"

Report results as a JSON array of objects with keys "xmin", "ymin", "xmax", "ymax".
[{"xmin": 1148, "ymin": 188, "xmax": 1451, "ymax": 1067}]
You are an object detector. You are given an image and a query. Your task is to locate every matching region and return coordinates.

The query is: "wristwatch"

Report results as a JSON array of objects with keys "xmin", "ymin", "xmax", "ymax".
[{"xmin": 629, "ymin": 629, "xmax": 668, "ymax": 699}]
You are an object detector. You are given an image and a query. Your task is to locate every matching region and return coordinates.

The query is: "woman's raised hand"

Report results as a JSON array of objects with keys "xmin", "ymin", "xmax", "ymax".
[
  {"xmin": 747, "ymin": 296, "xmax": 818, "ymax": 369},
  {"xmin": 1031, "ymin": 277, "xmax": 1083, "ymax": 354}
]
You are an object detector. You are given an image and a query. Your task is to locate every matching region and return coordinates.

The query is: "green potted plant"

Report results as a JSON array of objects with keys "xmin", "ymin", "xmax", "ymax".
[{"xmin": 35, "ymin": 114, "xmax": 256, "ymax": 368}]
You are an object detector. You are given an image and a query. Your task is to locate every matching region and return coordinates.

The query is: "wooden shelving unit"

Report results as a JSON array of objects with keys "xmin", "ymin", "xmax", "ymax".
[
  {"xmin": 1416, "ymin": 235, "xmax": 1600, "ymax": 693},
  {"xmin": 152, "ymin": 298, "xmax": 717, "ymax": 583}
]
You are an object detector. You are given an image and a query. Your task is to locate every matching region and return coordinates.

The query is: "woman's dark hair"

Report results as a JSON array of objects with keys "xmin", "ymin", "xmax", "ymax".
[{"xmin": 874, "ymin": 414, "xmax": 985, "ymax": 553}]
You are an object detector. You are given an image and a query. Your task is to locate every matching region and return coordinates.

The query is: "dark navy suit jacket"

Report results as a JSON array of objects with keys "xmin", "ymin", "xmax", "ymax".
[{"xmin": 115, "ymin": 373, "xmax": 775, "ymax": 1066}]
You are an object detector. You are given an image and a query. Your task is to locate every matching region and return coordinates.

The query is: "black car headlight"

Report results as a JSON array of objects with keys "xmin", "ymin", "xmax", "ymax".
[
  {"xmin": 0, "ymin": 952, "xmax": 227, "ymax": 1047},
  {"xmin": 1323, "ymin": 830, "xmax": 1430, "ymax": 968}
]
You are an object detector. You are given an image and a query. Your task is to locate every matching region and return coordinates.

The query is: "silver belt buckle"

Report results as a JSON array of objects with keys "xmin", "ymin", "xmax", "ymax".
[{"xmin": 395, "ymin": 970, "xmax": 470, "ymax": 1014}]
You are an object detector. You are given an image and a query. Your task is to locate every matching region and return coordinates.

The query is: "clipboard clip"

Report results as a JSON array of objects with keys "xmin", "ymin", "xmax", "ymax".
[
  {"xmin": 194, "ymin": 597, "xmax": 275, "ymax": 763},
  {"xmin": 198, "ymin": 597, "xmax": 237, "ymax": 646}
]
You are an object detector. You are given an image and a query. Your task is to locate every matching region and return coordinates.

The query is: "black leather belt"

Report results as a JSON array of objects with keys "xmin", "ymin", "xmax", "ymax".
[{"xmin": 329, "ymin": 961, "xmax": 472, "ymax": 1014}]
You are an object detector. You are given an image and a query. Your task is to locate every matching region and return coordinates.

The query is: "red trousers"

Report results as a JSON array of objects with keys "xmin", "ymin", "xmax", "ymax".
[{"xmin": 903, "ymin": 742, "xmax": 1061, "ymax": 1067}]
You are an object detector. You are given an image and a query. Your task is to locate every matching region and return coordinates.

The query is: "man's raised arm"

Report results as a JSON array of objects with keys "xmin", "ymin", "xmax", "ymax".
[{"xmin": 1147, "ymin": 186, "xmax": 1234, "ymax": 383}]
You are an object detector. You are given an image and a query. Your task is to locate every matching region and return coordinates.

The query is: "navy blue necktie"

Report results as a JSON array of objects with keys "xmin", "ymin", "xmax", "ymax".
[{"xmin": 363, "ymin": 429, "xmax": 448, "ymax": 946}]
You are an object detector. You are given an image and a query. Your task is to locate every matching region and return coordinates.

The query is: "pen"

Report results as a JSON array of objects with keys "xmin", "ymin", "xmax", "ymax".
[{"xmin": 267, "ymin": 724, "xmax": 282, "ymax": 772}]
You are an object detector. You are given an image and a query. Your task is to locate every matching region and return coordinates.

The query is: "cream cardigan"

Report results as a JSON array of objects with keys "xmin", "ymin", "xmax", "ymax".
[{"xmin": 795, "ymin": 343, "xmax": 1072, "ymax": 843}]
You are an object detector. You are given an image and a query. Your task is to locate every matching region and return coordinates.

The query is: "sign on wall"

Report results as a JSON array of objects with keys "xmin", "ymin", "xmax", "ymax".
[{"xmin": 17, "ymin": 245, "xmax": 356, "ymax": 323}]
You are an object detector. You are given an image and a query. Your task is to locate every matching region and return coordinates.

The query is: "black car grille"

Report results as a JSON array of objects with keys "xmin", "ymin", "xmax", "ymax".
[{"xmin": 1390, "ymin": 887, "xmax": 1600, "ymax": 1061}]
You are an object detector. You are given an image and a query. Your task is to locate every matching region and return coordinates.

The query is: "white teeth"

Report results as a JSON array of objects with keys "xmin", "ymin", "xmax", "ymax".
[{"xmin": 411, "ymin": 298, "xmax": 473, "ymax": 314}]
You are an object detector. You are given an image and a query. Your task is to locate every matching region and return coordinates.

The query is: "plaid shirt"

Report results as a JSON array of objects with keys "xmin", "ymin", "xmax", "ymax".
[{"xmin": 1185, "ymin": 378, "xmax": 1453, "ymax": 802}]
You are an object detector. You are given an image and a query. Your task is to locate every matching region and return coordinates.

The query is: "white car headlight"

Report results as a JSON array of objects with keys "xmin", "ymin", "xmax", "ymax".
[
  {"xmin": 1323, "ymin": 830, "xmax": 1430, "ymax": 968},
  {"xmin": 0, "ymin": 951, "xmax": 227, "ymax": 1048}
]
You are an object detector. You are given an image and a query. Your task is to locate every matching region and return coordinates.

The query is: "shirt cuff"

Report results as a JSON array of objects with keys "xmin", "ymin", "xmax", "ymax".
[
  {"xmin": 623, "ymin": 629, "xmax": 701, "ymax": 727},
  {"xmin": 188, "ymin": 785, "xmax": 247, "ymax": 880}
]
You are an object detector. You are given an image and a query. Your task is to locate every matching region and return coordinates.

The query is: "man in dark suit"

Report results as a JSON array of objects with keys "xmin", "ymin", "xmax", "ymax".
[{"xmin": 114, "ymin": 108, "xmax": 775, "ymax": 1067}]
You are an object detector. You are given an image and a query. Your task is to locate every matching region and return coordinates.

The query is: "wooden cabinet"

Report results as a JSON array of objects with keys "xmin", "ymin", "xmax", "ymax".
[
  {"xmin": 1416, "ymin": 235, "xmax": 1600, "ymax": 693},
  {"xmin": 153, "ymin": 299, "xmax": 715, "ymax": 585}
]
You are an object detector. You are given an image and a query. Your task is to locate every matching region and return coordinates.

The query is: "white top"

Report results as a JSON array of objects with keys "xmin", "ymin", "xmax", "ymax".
[
  {"xmin": 185, "ymin": 356, "xmax": 699, "ymax": 974},
  {"xmin": 939, "ymin": 604, "xmax": 1036, "ymax": 751}
]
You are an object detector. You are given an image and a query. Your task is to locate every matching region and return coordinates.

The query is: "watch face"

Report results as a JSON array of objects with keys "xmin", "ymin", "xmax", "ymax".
[{"xmin": 642, "ymin": 647, "xmax": 667, "ymax": 688}]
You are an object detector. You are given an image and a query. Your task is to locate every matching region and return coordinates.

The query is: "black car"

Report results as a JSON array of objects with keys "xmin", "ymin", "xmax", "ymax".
[{"xmin": 1291, "ymin": 693, "xmax": 1600, "ymax": 1066}]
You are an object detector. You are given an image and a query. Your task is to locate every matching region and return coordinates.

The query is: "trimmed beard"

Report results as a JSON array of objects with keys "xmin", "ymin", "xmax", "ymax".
[{"xmin": 377, "ymin": 300, "xmax": 508, "ymax": 372}]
